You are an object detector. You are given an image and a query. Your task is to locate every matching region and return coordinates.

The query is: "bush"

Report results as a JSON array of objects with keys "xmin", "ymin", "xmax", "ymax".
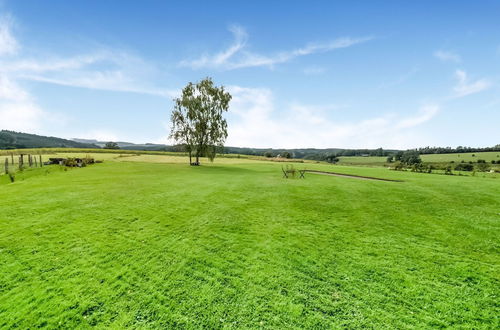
[
  {"xmin": 477, "ymin": 159, "xmax": 486, "ymax": 163},
  {"xmin": 444, "ymin": 166, "xmax": 453, "ymax": 175},
  {"xmin": 477, "ymin": 162, "xmax": 490, "ymax": 172},
  {"xmin": 455, "ymin": 163, "xmax": 474, "ymax": 171},
  {"xmin": 263, "ymin": 151, "xmax": 273, "ymax": 158}
]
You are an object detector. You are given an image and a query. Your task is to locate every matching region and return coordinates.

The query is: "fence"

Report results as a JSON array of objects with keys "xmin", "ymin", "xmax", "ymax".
[{"xmin": 2, "ymin": 153, "xmax": 44, "ymax": 175}]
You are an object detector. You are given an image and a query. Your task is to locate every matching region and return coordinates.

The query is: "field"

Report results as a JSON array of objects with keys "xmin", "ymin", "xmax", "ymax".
[
  {"xmin": 0, "ymin": 153, "xmax": 499, "ymax": 328},
  {"xmin": 421, "ymin": 151, "xmax": 500, "ymax": 163},
  {"xmin": 338, "ymin": 151, "xmax": 500, "ymax": 167}
]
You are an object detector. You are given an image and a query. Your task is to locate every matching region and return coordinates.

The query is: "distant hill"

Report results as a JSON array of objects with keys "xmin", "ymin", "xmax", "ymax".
[
  {"xmin": 0, "ymin": 131, "xmax": 99, "ymax": 149},
  {"xmin": 72, "ymin": 138, "xmax": 169, "ymax": 151}
]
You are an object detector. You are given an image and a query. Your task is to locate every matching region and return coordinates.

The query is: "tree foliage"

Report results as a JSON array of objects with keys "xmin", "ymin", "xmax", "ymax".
[
  {"xmin": 400, "ymin": 150, "xmax": 421, "ymax": 165},
  {"xmin": 170, "ymin": 78, "xmax": 231, "ymax": 165},
  {"xmin": 104, "ymin": 142, "xmax": 120, "ymax": 149}
]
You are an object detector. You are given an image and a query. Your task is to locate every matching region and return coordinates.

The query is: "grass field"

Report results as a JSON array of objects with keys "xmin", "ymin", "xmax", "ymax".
[
  {"xmin": 338, "ymin": 152, "xmax": 500, "ymax": 167},
  {"xmin": 421, "ymin": 151, "xmax": 500, "ymax": 162},
  {"xmin": 1, "ymin": 153, "xmax": 499, "ymax": 328}
]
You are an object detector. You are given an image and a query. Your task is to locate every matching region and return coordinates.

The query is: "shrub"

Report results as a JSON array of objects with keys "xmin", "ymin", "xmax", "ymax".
[
  {"xmin": 477, "ymin": 162, "xmax": 490, "ymax": 172},
  {"xmin": 263, "ymin": 151, "xmax": 273, "ymax": 158},
  {"xmin": 477, "ymin": 159, "xmax": 486, "ymax": 163},
  {"xmin": 455, "ymin": 163, "xmax": 474, "ymax": 171},
  {"xmin": 393, "ymin": 161, "xmax": 405, "ymax": 171},
  {"xmin": 444, "ymin": 166, "xmax": 453, "ymax": 175}
]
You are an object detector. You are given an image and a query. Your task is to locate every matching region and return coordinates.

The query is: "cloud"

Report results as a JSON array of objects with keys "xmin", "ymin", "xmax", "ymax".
[
  {"xmin": 434, "ymin": 50, "xmax": 461, "ymax": 63},
  {"xmin": 225, "ymin": 86, "xmax": 439, "ymax": 149},
  {"xmin": 0, "ymin": 75, "xmax": 46, "ymax": 131},
  {"xmin": 303, "ymin": 66, "xmax": 327, "ymax": 75},
  {"xmin": 452, "ymin": 69, "xmax": 491, "ymax": 98},
  {"xmin": 396, "ymin": 104, "xmax": 439, "ymax": 129},
  {"xmin": 0, "ymin": 15, "xmax": 18, "ymax": 56},
  {"xmin": 378, "ymin": 67, "xmax": 419, "ymax": 89},
  {"xmin": 0, "ymin": 16, "xmax": 176, "ymax": 98},
  {"xmin": 180, "ymin": 25, "xmax": 373, "ymax": 70}
]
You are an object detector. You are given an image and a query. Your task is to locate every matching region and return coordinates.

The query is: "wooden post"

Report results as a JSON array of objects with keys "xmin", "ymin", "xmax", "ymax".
[
  {"xmin": 4, "ymin": 158, "xmax": 8, "ymax": 174},
  {"xmin": 19, "ymin": 154, "xmax": 23, "ymax": 169},
  {"xmin": 11, "ymin": 153, "xmax": 14, "ymax": 165},
  {"xmin": 29, "ymin": 155, "xmax": 32, "ymax": 167},
  {"xmin": 40, "ymin": 155, "xmax": 43, "ymax": 167},
  {"xmin": 34, "ymin": 156, "xmax": 38, "ymax": 167}
]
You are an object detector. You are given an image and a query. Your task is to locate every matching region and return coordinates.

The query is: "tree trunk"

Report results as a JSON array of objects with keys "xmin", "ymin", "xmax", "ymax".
[{"xmin": 189, "ymin": 150, "xmax": 192, "ymax": 165}]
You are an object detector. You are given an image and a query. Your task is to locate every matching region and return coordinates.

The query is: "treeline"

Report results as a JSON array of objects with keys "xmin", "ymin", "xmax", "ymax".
[
  {"xmin": 0, "ymin": 131, "xmax": 98, "ymax": 149},
  {"xmin": 222, "ymin": 147, "xmax": 399, "ymax": 159},
  {"xmin": 413, "ymin": 145, "xmax": 500, "ymax": 154}
]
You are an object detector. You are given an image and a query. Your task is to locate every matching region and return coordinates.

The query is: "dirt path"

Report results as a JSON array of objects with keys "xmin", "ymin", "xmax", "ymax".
[{"xmin": 305, "ymin": 170, "xmax": 403, "ymax": 182}]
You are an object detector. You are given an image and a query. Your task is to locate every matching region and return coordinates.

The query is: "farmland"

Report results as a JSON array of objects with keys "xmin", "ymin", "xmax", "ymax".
[{"xmin": 0, "ymin": 152, "xmax": 499, "ymax": 328}]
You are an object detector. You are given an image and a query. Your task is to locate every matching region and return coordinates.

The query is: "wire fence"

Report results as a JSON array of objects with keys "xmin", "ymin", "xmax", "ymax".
[{"xmin": 1, "ymin": 154, "xmax": 46, "ymax": 175}]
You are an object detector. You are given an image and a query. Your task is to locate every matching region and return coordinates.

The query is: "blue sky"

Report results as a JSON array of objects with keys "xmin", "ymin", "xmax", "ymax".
[{"xmin": 0, "ymin": 0, "xmax": 499, "ymax": 148}]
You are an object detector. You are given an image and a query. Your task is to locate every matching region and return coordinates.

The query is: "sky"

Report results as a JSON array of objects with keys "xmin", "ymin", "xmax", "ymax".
[{"xmin": 0, "ymin": 0, "xmax": 499, "ymax": 149}]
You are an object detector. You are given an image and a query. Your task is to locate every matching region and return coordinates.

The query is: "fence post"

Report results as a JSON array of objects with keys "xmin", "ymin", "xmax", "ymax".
[
  {"xmin": 34, "ymin": 156, "xmax": 38, "ymax": 167},
  {"xmin": 11, "ymin": 153, "xmax": 14, "ymax": 165},
  {"xmin": 4, "ymin": 158, "xmax": 8, "ymax": 175},
  {"xmin": 40, "ymin": 155, "xmax": 43, "ymax": 167},
  {"xmin": 19, "ymin": 154, "xmax": 23, "ymax": 170}
]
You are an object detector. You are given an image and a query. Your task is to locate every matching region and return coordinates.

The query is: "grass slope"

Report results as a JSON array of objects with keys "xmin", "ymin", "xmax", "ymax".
[{"xmin": 0, "ymin": 157, "xmax": 499, "ymax": 328}]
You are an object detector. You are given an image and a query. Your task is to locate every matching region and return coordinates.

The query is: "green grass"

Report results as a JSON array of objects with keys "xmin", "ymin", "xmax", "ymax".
[
  {"xmin": 421, "ymin": 151, "xmax": 500, "ymax": 163},
  {"xmin": 338, "ymin": 156, "xmax": 387, "ymax": 166},
  {"xmin": 0, "ymin": 155, "xmax": 499, "ymax": 328}
]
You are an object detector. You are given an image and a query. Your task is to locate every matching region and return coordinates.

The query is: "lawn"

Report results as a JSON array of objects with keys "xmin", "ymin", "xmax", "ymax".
[{"xmin": 0, "ymin": 155, "xmax": 499, "ymax": 328}]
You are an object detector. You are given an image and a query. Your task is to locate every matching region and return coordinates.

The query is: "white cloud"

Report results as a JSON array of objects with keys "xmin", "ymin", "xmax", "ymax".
[
  {"xmin": 0, "ymin": 15, "xmax": 18, "ymax": 56},
  {"xmin": 452, "ymin": 69, "xmax": 491, "ymax": 98},
  {"xmin": 226, "ymin": 86, "xmax": 439, "ymax": 149},
  {"xmin": 434, "ymin": 50, "xmax": 461, "ymax": 63},
  {"xmin": 0, "ymin": 18, "xmax": 176, "ymax": 98},
  {"xmin": 396, "ymin": 104, "xmax": 439, "ymax": 129},
  {"xmin": 303, "ymin": 66, "xmax": 326, "ymax": 75},
  {"xmin": 180, "ymin": 26, "xmax": 373, "ymax": 70}
]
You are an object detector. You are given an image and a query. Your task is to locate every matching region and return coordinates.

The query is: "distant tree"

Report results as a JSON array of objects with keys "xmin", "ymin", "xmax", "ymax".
[
  {"xmin": 386, "ymin": 155, "xmax": 394, "ymax": 163},
  {"xmin": 325, "ymin": 154, "xmax": 339, "ymax": 163},
  {"xmin": 169, "ymin": 77, "xmax": 231, "ymax": 165},
  {"xmin": 394, "ymin": 151, "xmax": 404, "ymax": 161},
  {"xmin": 400, "ymin": 150, "xmax": 421, "ymax": 165},
  {"xmin": 281, "ymin": 151, "xmax": 292, "ymax": 159},
  {"xmin": 104, "ymin": 142, "xmax": 120, "ymax": 149},
  {"xmin": 263, "ymin": 151, "xmax": 274, "ymax": 158},
  {"xmin": 0, "ymin": 132, "xmax": 15, "ymax": 147}
]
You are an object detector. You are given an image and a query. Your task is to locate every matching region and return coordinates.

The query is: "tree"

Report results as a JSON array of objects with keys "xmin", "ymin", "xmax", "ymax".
[
  {"xmin": 400, "ymin": 150, "xmax": 421, "ymax": 165},
  {"xmin": 0, "ymin": 131, "xmax": 15, "ymax": 147},
  {"xmin": 263, "ymin": 151, "xmax": 274, "ymax": 158},
  {"xmin": 386, "ymin": 155, "xmax": 394, "ymax": 163},
  {"xmin": 170, "ymin": 78, "xmax": 231, "ymax": 165},
  {"xmin": 104, "ymin": 142, "xmax": 120, "ymax": 149},
  {"xmin": 325, "ymin": 154, "xmax": 339, "ymax": 163},
  {"xmin": 281, "ymin": 151, "xmax": 292, "ymax": 159}
]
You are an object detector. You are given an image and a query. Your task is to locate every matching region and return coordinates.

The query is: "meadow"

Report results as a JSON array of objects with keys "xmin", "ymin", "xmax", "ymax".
[
  {"xmin": 0, "ymin": 152, "xmax": 499, "ymax": 328},
  {"xmin": 338, "ymin": 151, "xmax": 500, "ymax": 167}
]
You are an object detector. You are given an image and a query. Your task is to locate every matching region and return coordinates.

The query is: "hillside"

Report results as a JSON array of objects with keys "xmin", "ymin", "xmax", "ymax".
[{"xmin": 0, "ymin": 131, "xmax": 99, "ymax": 149}]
